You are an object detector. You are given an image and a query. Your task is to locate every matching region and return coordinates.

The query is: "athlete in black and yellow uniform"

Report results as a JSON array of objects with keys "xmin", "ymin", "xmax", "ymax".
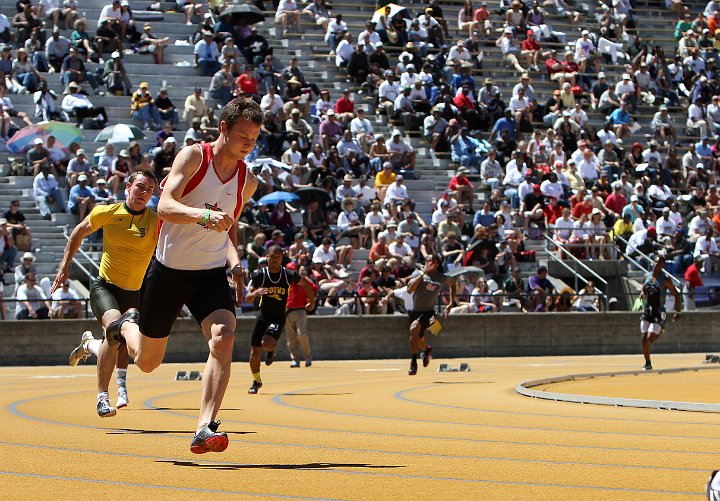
[
  {"xmin": 53, "ymin": 170, "xmax": 158, "ymax": 417},
  {"xmin": 245, "ymin": 245, "xmax": 315, "ymax": 394},
  {"xmin": 639, "ymin": 255, "xmax": 681, "ymax": 371}
]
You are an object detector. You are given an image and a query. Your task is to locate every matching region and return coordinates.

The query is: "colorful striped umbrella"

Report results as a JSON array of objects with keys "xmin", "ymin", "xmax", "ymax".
[{"xmin": 7, "ymin": 121, "xmax": 83, "ymax": 153}]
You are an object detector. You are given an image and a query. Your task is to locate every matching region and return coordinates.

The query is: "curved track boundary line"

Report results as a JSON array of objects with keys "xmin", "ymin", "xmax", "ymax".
[{"xmin": 516, "ymin": 365, "xmax": 720, "ymax": 412}]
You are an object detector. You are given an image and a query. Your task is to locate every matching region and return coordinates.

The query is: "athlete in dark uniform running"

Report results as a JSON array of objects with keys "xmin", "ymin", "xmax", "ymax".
[
  {"xmin": 405, "ymin": 254, "xmax": 455, "ymax": 375},
  {"xmin": 640, "ymin": 255, "xmax": 681, "ymax": 370},
  {"xmin": 245, "ymin": 245, "xmax": 316, "ymax": 393}
]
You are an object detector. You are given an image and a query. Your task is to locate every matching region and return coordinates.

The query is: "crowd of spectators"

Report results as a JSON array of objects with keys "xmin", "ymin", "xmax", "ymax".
[{"xmin": 5, "ymin": 0, "xmax": 720, "ymax": 318}]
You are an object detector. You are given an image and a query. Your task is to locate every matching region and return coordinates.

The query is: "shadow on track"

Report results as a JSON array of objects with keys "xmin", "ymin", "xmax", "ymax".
[
  {"xmin": 157, "ymin": 460, "xmax": 405, "ymax": 470},
  {"xmin": 107, "ymin": 429, "xmax": 257, "ymax": 435}
]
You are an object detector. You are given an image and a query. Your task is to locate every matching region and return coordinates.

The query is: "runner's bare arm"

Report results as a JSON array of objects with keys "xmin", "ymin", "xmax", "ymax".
[
  {"xmin": 445, "ymin": 278, "xmax": 457, "ymax": 319},
  {"xmin": 299, "ymin": 276, "xmax": 316, "ymax": 311},
  {"xmin": 157, "ymin": 145, "xmax": 231, "ymax": 231},
  {"xmin": 51, "ymin": 216, "xmax": 95, "ymax": 293},
  {"xmin": 227, "ymin": 171, "xmax": 257, "ymax": 305}
]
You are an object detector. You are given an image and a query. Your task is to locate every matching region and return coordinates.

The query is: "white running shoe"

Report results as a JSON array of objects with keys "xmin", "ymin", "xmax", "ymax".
[
  {"xmin": 69, "ymin": 331, "xmax": 94, "ymax": 367},
  {"xmin": 116, "ymin": 386, "xmax": 128, "ymax": 409}
]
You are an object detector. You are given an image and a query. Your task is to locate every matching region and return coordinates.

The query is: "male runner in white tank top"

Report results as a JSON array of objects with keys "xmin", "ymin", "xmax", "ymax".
[{"xmin": 103, "ymin": 98, "xmax": 261, "ymax": 454}]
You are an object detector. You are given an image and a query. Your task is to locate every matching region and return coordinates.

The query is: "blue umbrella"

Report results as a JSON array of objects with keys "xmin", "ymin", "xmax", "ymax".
[{"xmin": 257, "ymin": 191, "xmax": 299, "ymax": 206}]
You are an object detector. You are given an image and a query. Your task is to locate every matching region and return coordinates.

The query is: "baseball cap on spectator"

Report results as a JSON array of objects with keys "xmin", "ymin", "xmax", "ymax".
[
  {"xmin": 165, "ymin": 137, "xmax": 176, "ymax": 144},
  {"xmin": 622, "ymin": 74, "xmax": 630, "ymax": 80},
  {"xmin": 647, "ymin": 226, "xmax": 656, "ymax": 235},
  {"xmin": 697, "ymin": 162, "xmax": 706, "ymax": 169},
  {"xmin": 33, "ymin": 138, "xmax": 43, "ymax": 145},
  {"xmin": 562, "ymin": 110, "xmax": 571, "ymax": 116},
  {"xmin": 194, "ymin": 86, "xmax": 202, "ymax": 93},
  {"xmin": 406, "ymin": 64, "xmax": 415, "ymax": 71},
  {"xmin": 327, "ymin": 109, "xmax": 336, "ymax": 116},
  {"xmin": 396, "ymin": 174, "xmax": 404, "ymax": 181},
  {"xmin": 383, "ymin": 161, "xmax": 392, "ymax": 169},
  {"xmin": 598, "ymin": 72, "xmax": 606, "ymax": 78},
  {"xmin": 375, "ymin": 42, "xmax": 383, "ymax": 48},
  {"xmin": 52, "ymin": 26, "xmax": 60, "ymax": 34},
  {"xmin": 567, "ymin": 159, "xmax": 576, "ymax": 165},
  {"xmin": 78, "ymin": 174, "xmax": 88, "ymax": 182},
  {"xmin": 111, "ymin": 51, "xmax": 120, "ymax": 59},
  {"xmin": 387, "ymin": 221, "xmax": 398, "ymax": 228},
  {"xmin": 343, "ymin": 174, "xmax": 353, "ymax": 182},
  {"xmin": 119, "ymin": 149, "xmax": 129, "ymax": 157},
  {"xmin": 391, "ymin": 130, "xmax": 401, "ymax": 137},
  {"xmin": 286, "ymin": 262, "xmax": 297, "ymax": 270},
  {"xmin": 591, "ymin": 208, "xmax": 602, "ymax": 215},
  {"xmin": 139, "ymin": 82, "xmax": 149, "ymax": 89},
  {"xmin": 291, "ymin": 108, "xmax": 301, "ymax": 115},
  {"xmin": 532, "ymin": 184, "xmax": 541, "ymax": 192},
  {"xmin": 144, "ymin": 24, "xmax": 152, "ymax": 30},
  {"xmin": 97, "ymin": 178, "xmax": 107, "ymax": 184},
  {"xmin": 76, "ymin": 149, "xmax": 85, "ymax": 156},
  {"xmin": 659, "ymin": 104, "xmax": 668, "ymax": 110},
  {"xmin": 701, "ymin": 75, "xmax": 709, "ymax": 82},
  {"xmin": 0, "ymin": 218, "xmax": 6, "ymax": 225},
  {"xmin": 504, "ymin": 27, "xmax": 513, "ymax": 34}
]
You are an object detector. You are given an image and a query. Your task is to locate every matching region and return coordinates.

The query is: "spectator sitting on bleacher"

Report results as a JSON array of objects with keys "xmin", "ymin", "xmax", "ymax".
[
  {"xmin": 388, "ymin": 130, "xmax": 416, "ymax": 170},
  {"xmin": 177, "ymin": 0, "xmax": 204, "ymax": 26},
  {"xmin": 0, "ymin": 8, "xmax": 10, "ymax": 45},
  {"xmin": 62, "ymin": 81, "xmax": 107, "ymax": 128},
  {"xmin": 208, "ymin": 60, "xmax": 234, "ymax": 107},
  {"xmin": 151, "ymin": 136, "xmax": 176, "ymax": 179},
  {"xmin": 45, "ymin": 26, "xmax": 69, "ymax": 73},
  {"xmin": 50, "ymin": 279, "xmax": 82, "ymax": 318},
  {"xmin": 235, "ymin": 63, "xmax": 260, "ymax": 103},
  {"xmin": 182, "ymin": 86, "xmax": 208, "ymax": 125},
  {"xmin": 26, "ymin": 137, "xmax": 49, "ymax": 177},
  {"xmin": 138, "ymin": 23, "xmax": 170, "ymax": 65},
  {"xmin": 95, "ymin": 142, "xmax": 115, "ymax": 179},
  {"xmin": 12, "ymin": 4, "xmax": 42, "ymax": 46},
  {"xmin": 62, "ymin": 47, "xmax": 100, "ymax": 94},
  {"xmin": 0, "ymin": 217, "xmax": 17, "ymax": 274},
  {"xmin": 66, "ymin": 149, "xmax": 92, "ymax": 186},
  {"xmin": 15, "ymin": 272, "xmax": 50, "ymax": 320},
  {"xmin": 194, "ymin": 30, "xmax": 220, "ymax": 77},
  {"xmin": 100, "ymin": 51, "xmax": 131, "ymax": 96},
  {"xmin": 33, "ymin": 165, "xmax": 65, "ymax": 220},
  {"xmin": 131, "ymin": 82, "xmax": 162, "ymax": 131},
  {"xmin": 70, "ymin": 18, "xmax": 94, "ymax": 61},
  {"xmin": 67, "ymin": 173, "xmax": 95, "ymax": 220},
  {"xmin": 94, "ymin": 18, "xmax": 121, "ymax": 59}
]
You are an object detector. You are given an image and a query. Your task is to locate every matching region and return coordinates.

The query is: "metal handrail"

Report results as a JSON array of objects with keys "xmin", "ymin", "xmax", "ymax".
[
  {"xmin": 542, "ymin": 232, "xmax": 609, "ymax": 288},
  {"xmin": 614, "ymin": 235, "xmax": 682, "ymax": 286}
]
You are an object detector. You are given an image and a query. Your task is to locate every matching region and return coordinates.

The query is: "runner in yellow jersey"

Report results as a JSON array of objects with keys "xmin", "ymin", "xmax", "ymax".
[{"xmin": 52, "ymin": 170, "xmax": 158, "ymax": 418}]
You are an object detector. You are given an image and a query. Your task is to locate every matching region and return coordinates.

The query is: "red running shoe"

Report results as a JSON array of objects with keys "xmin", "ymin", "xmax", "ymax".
[{"xmin": 190, "ymin": 421, "xmax": 229, "ymax": 454}]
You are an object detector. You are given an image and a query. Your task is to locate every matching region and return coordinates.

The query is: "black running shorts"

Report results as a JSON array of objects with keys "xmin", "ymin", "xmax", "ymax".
[
  {"xmin": 138, "ymin": 259, "xmax": 235, "ymax": 339},
  {"xmin": 409, "ymin": 310, "xmax": 436, "ymax": 333},
  {"xmin": 250, "ymin": 312, "xmax": 286, "ymax": 347},
  {"xmin": 89, "ymin": 277, "xmax": 140, "ymax": 321}
]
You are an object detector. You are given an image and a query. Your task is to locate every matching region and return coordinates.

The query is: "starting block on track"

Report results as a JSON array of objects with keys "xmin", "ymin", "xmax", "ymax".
[
  {"xmin": 705, "ymin": 354, "xmax": 720, "ymax": 364},
  {"xmin": 438, "ymin": 363, "xmax": 471, "ymax": 372},
  {"xmin": 175, "ymin": 371, "xmax": 202, "ymax": 381}
]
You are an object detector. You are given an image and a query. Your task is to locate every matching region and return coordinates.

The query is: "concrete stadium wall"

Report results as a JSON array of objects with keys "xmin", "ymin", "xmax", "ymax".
[{"xmin": 0, "ymin": 312, "xmax": 718, "ymax": 366}]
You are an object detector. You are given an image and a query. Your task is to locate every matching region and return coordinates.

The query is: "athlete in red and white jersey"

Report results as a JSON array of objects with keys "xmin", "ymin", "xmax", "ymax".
[
  {"xmin": 156, "ymin": 141, "xmax": 248, "ymax": 270},
  {"xmin": 102, "ymin": 99, "xmax": 261, "ymax": 454}
]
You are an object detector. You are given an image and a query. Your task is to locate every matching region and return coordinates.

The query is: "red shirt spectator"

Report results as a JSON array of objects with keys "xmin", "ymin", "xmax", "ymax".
[
  {"xmin": 545, "ymin": 54, "xmax": 564, "ymax": 76},
  {"xmin": 368, "ymin": 241, "xmax": 388, "ymax": 262},
  {"xmin": 335, "ymin": 95, "xmax": 354, "ymax": 114},
  {"xmin": 449, "ymin": 174, "xmax": 473, "ymax": 191},
  {"xmin": 358, "ymin": 280, "xmax": 380, "ymax": 306},
  {"xmin": 473, "ymin": 6, "xmax": 489, "ymax": 22},
  {"xmin": 544, "ymin": 201, "xmax": 563, "ymax": 224},
  {"xmin": 236, "ymin": 74, "xmax": 258, "ymax": 95},
  {"xmin": 522, "ymin": 32, "xmax": 540, "ymax": 52},
  {"xmin": 604, "ymin": 191, "xmax": 627, "ymax": 215},
  {"xmin": 685, "ymin": 262, "xmax": 703, "ymax": 288},
  {"xmin": 286, "ymin": 272, "xmax": 318, "ymax": 309},
  {"xmin": 572, "ymin": 201, "xmax": 593, "ymax": 219},
  {"xmin": 453, "ymin": 91, "xmax": 475, "ymax": 111}
]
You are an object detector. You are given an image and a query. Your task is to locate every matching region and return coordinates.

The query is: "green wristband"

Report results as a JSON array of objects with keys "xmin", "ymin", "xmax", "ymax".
[{"xmin": 201, "ymin": 209, "xmax": 211, "ymax": 227}]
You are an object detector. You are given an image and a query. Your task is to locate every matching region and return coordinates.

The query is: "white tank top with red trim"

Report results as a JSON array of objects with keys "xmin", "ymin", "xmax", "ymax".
[{"xmin": 156, "ymin": 142, "xmax": 247, "ymax": 270}]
